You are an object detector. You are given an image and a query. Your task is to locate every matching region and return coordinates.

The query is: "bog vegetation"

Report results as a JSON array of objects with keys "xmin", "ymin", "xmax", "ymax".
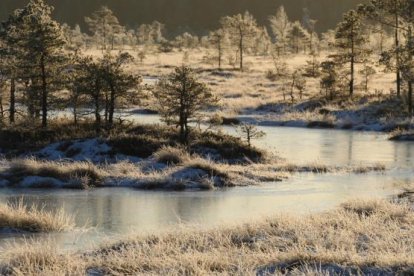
[{"xmin": 0, "ymin": 0, "xmax": 414, "ymax": 137}]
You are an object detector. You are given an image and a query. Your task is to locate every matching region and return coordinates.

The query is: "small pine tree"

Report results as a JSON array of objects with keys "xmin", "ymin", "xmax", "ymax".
[
  {"xmin": 99, "ymin": 52, "xmax": 140, "ymax": 126},
  {"xmin": 221, "ymin": 11, "xmax": 259, "ymax": 71},
  {"xmin": 304, "ymin": 52, "xmax": 321, "ymax": 78},
  {"xmin": 85, "ymin": 6, "xmax": 124, "ymax": 50},
  {"xmin": 320, "ymin": 61, "xmax": 338, "ymax": 101},
  {"xmin": 289, "ymin": 70, "xmax": 306, "ymax": 103},
  {"xmin": 269, "ymin": 6, "xmax": 292, "ymax": 55},
  {"xmin": 209, "ymin": 29, "xmax": 227, "ymax": 70},
  {"xmin": 236, "ymin": 123, "xmax": 266, "ymax": 148},
  {"xmin": 288, "ymin": 21, "xmax": 309, "ymax": 54},
  {"xmin": 153, "ymin": 66, "xmax": 218, "ymax": 143},
  {"xmin": 333, "ymin": 10, "xmax": 368, "ymax": 97},
  {"xmin": 359, "ymin": 59, "xmax": 376, "ymax": 93}
]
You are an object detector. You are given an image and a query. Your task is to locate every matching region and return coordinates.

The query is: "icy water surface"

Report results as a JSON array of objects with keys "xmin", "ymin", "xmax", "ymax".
[{"xmin": 0, "ymin": 116, "xmax": 413, "ymax": 250}]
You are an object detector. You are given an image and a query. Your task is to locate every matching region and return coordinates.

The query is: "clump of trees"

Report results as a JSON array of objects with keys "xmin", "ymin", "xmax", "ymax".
[
  {"xmin": 0, "ymin": 0, "xmax": 141, "ymax": 129},
  {"xmin": 0, "ymin": 0, "xmax": 67, "ymax": 127}
]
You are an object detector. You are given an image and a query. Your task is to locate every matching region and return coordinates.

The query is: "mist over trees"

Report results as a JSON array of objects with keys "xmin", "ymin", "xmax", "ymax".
[{"xmin": 0, "ymin": 0, "xmax": 367, "ymax": 37}]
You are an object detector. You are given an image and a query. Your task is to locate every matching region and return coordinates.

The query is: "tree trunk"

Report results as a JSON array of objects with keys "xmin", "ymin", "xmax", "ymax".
[
  {"xmin": 239, "ymin": 32, "xmax": 243, "ymax": 71},
  {"xmin": 9, "ymin": 77, "xmax": 15, "ymax": 124},
  {"xmin": 218, "ymin": 40, "xmax": 222, "ymax": 70},
  {"xmin": 40, "ymin": 55, "xmax": 48, "ymax": 128},
  {"xmin": 394, "ymin": 7, "xmax": 401, "ymax": 97},
  {"xmin": 104, "ymin": 91, "xmax": 109, "ymax": 123},
  {"xmin": 350, "ymin": 46, "xmax": 355, "ymax": 97},
  {"xmin": 408, "ymin": 23, "xmax": 413, "ymax": 116},
  {"xmin": 94, "ymin": 79, "xmax": 101, "ymax": 128},
  {"xmin": 102, "ymin": 19, "xmax": 106, "ymax": 50},
  {"xmin": 73, "ymin": 95, "xmax": 78, "ymax": 125},
  {"xmin": 409, "ymin": 81, "xmax": 413, "ymax": 117},
  {"xmin": 108, "ymin": 82, "xmax": 116, "ymax": 125}
]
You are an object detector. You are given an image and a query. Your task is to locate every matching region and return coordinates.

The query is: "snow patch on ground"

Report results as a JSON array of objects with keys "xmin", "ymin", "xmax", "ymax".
[{"xmin": 33, "ymin": 139, "xmax": 142, "ymax": 163}]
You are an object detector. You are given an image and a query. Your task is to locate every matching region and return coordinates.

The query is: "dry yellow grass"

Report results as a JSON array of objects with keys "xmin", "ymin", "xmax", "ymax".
[
  {"xmin": 0, "ymin": 199, "xmax": 412, "ymax": 275},
  {"xmin": 82, "ymin": 48, "xmax": 398, "ymax": 116},
  {"xmin": 2, "ymin": 155, "xmax": 385, "ymax": 190},
  {"xmin": 0, "ymin": 200, "xmax": 74, "ymax": 233},
  {"xmin": 6, "ymin": 158, "xmax": 105, "ymax": 189}
]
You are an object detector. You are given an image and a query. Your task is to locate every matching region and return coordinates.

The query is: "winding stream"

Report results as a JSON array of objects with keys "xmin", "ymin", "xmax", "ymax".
[{"xmin": 0, "ymin": 115, "xmax": 413, "ymax": 251}]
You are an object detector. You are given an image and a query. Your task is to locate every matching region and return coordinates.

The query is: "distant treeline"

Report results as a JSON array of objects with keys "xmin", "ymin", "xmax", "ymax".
[{"xmin": 0, "ymin": 0, "xmax": 367, "ymax": 36}]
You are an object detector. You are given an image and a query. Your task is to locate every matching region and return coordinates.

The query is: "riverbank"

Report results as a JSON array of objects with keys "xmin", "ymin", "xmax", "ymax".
[
  {"xmin": 220, "ymin": 95, "xmax": 413, "ymax": 133},
  {"xmin": 1, "ymin": 199, "xmax": 412, "ymax": 275},
  {"xmin": 0, "ymin": 151, "xmax": 385, "ymax": 190},
  {"xmin": 0, "ymin": 120, "xmax": 386, "ymax": 191}
]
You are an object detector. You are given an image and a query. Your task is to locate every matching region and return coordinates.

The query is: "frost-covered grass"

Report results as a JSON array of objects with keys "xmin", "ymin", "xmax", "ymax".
[
  {"xmin": 0, "ymin": 154, "xmax": 385, "ymax": 190},
  {"xmin": 0, "ymin": 156, "xmax": 284, "ymax": 190},
  {"xmin": 153, "ymin": 146, "xmax": 191, "ymax": 165},
  {"xmin": 1, "ymin": 199, "xmax": 413, "ymax": 275},
  {"xmin": 389, "ymin": 129, "xmax": 414, "ymax": 141},
  {"xmin": 0, "ymin": 200, "xmax": 74, "ymax": 233},
  {"xmin": 0, "ymin": 120, "xmax": 267, "ymax": 163},
  {"xmin": 3, "ymin": 159, "xmax": 104, "ymax": 189},
  {"xmin": 111, "ymin": 48, "xmax": 411, "ymax": 132}
]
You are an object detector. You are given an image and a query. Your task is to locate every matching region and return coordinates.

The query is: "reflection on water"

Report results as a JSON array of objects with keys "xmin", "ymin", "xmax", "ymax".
[
  {"xmin": 224, "ymin": 126, "xmax": 414, "ymax": 167},
  {"xmin": 1, "ymin": 115, "xmax": 414, "ymax": 250},
  {"xmin": 0, "ymin": 171, "xmax": 410, "ymax": 251},
  {"xmin": 50, "ymin": 112, "xmax": 414, "ymax": 167}
]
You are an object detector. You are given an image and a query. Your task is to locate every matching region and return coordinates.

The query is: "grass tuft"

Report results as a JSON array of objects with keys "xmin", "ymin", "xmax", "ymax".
[
  {"xmin": 153, "ymin": 146, "xmax": 191, "ymax": 165},
  {"xmin": 0, "ymin": 200, "xmax": 74, "ymax": 233}
]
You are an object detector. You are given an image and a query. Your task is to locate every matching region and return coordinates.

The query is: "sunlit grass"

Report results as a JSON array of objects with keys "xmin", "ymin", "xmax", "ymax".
[
  {"xmin": 0, "ymin": 199, "xmax": 412, "ymax": 275},
  {"xmin": 0, "ymin": 200, "xmax": 75, "ymax": 233}
]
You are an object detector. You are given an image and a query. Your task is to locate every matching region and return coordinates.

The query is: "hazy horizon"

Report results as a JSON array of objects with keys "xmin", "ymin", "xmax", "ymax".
[{"xmin": 0, "ymin": 0, "xmax": 366, "ymax": 36}]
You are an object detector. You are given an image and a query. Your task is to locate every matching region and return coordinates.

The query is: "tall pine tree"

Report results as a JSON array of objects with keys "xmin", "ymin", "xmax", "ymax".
[{"xmin": 334, "ymin": 10, "xmax": 368, "ymax": 97}]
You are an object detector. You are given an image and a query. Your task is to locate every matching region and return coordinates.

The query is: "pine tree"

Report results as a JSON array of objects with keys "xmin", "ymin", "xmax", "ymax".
[
  {"xmin": 7, "ymin": 0, "xmax": 67, "ymax": 127},
  {"xmin": 359, "ymin": 0, "xmax": 409, "ymax": 97},
  {"xmin": 320, "ymin": 60, "xmax": 338, "ymax": 100},
  {"xmin": 153, "ymin": 66, "xmax": 218, "ymax": 143},
  {"xmin": 85, "ymin": 6, "xmax": 124, "ymax": 50},
  {"xmin": 334, "ymin": 10, "xmax": 368, "ymax": 97},
  {"xmin": 288, "ymin": 21, "xmax": 309, "ymax": 53},
  {"xmin": 99, "ymin": 52, "xmax": 140, "ymax": 125},
  {"xmin": 75, "ymin": 56, "xmax": 104, "ymax": 128},
  {"xmin": 302, "ymin": 8, "xmax": 319, "ymax": 53},
  {"xmin": 62, "ymin": 23, "xmax": 85, "ymax": 50},
  {"xmin": 269, "ymin": 6, "xmax": 292, "ymax": 55},
  {"xmin": 254, "ymin": 27, "xmax": 272, "ymax": 56},
  {"xmin": 398, "ymin": 1, "xmax": 414, "ymax": 116},
  {"xmin": 0, "ymin": 9, "xmax": 23, "ymax": 124},
  {"xmin": 221, "ymin": 11, "xmax": 259, "ymax": 71},
  {"xmin": 236, "ymin": 123, "xmax": 266, "ymax": 148},
  {"xmin": 359, "ymin": 58, "xmax": 376, "ymax": 93},
  {"xmin": 209, "ymin": 29, "xmax": 227, "ymax": 69}
]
